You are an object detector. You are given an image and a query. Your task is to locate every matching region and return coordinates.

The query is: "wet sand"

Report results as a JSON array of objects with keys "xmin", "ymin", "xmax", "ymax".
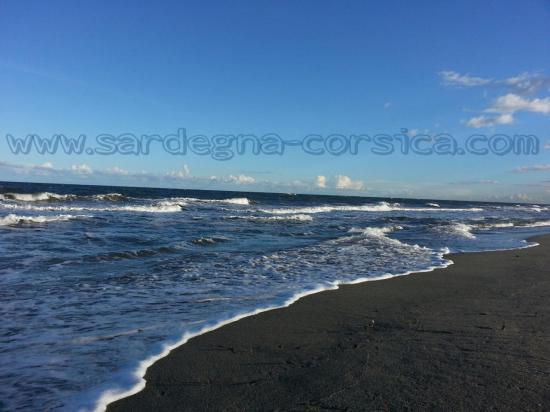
[{"xmin": 108, "ymin": 235, "xmax": 550, "ymax": 411}]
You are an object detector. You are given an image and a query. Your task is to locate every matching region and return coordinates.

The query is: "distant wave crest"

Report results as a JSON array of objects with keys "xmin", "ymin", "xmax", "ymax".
[{"xmin": 260, "ymin": 201, "xmax": 483, "ymax": 215}]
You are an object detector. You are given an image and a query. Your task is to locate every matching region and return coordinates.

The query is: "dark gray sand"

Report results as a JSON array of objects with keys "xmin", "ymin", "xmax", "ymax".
[{"xmin": 108, "ymin": 235, "xmax": 550, "ymax": 411}]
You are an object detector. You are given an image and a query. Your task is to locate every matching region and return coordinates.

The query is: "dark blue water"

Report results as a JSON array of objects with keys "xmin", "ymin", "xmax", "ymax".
[{"xmin": 1, "ymin": 181, "xmax": 549, "ymax": 411}]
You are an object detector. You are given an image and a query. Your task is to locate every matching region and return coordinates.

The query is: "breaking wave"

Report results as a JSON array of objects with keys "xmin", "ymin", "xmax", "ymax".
[
  {"xmin": 522, "ymin": 220, "xmax": 550, "ymax": 228},
  {"xmin": 227, "ymin": 214, "xmax": 313, "ymax": 223},
  {"xmin": 170, "ymin": 197, "xmax": 250, "ymax": 205},
  {"xmin": 0, "ymin": 192, "xmax": 76, "ymax": 202},
  {"xmin": 0, "ymin": 213, "xmax": 87, "ymax": 226},
  {"xmin": 0, "ymin": 203, "xmax": 183, "ymax": 213},
  {"xmin": 260, "ymin": 201, "xmax": 483, "ymax": 215},
  {"xmin": 437, "ymin": 222, "xmax": 477, "ymax": 239}
]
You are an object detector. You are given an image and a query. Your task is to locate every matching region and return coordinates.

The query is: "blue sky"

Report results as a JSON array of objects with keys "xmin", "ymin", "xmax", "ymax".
[{"xmin": 1, "ymin": 0, "xmax": 550, "ymax": 202}]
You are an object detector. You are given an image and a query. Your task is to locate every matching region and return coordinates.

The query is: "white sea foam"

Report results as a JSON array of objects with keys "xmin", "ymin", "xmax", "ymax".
[
  {"xmin": 487, "ymin": 222, "xmax": 515, "ymax": 229},
  {"xmin": 426, "ymin": 202, "xmax": 440, "ymax": 207},
  {"xmin": 171, "ymin": 197, "xmax": 250, "ymax": 205},
  {"xmin": 445, "ymin": 223, "xmax": 477, "ymax": 239},
  {"xmin": 191, "ymin": 236, "xmax": 231, "ymax": 245},
  {"xmin": 91, "ymin": 193, "xmax": 128, "ymax": 201},
  {"xmin": 348, "ymin": 225, "xmax": 402, "ymax": 238},
  {"xmin": 228, "ymin": 214, "xmax": 313, "ymax": 222},
  {"xmin": 0, "ymin": 214, "xmax": 86, "ymax": 226},
  {"xmin": 522, "ymin": 220, "xmax": 550, "ymax": 227},
  {"xmin": 0, "ymin": 192, "xmax": 75, "ymax": 202},
  {"xmin": 89, "ymin": 252, "xmax": 454, "ymax": 412},
  {"xmin": 259, "ymin": 202, "xmax": 483, "ymax": 215},
  {"xmin": 0, "ymin": 203, "xmax": 183, "ymax": 213}
]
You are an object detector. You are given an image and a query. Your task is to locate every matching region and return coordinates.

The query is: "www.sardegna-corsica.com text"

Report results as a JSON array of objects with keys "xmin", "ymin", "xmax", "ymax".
[{"xmin": 5, "ymin": 128, "xmax": 539, "ymax": 160}]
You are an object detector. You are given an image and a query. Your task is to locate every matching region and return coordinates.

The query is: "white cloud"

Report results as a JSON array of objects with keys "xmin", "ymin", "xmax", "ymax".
[
  {"xmin": 513, "ymin": 164, "xmax": 550, "ymax": 173},
  {"xmin": 465, "ymin": 93, "xmax": 550, "ymax": 127},
  {"xmin": 442, "ymin": 71, "xmax": 550, "ymax": 128},
  {"xmin": 105, "ymin": 166, "xmax": 130, "ymax": 176},
  {"xmin": 441, "ymin": 70, "xmax": 550, "ymax": 94},
  {"xmin": 165, "ymin": 164, "xmax": 191, "ymax": 179},
  {"xmin": 70, "ymin": 164, "xmax": 92, "ymax": 174},
  {"xmin": 335, "ymin": 175, "xmax": 364, "ymax": 190},
  {"xmin": 465, "ymin": 113, "xmax": 514, "ymax": 128},
  {"xmin": 503, "ymin": 72, "xmax": 550, "ymax": 95},
  {"xmin": 384, "ymin": 102, "xmax": 391, "ymax": 109},
  {"xmin": 439, "ymin": 70, "xmax": 492, "ymax": 87},
  {"xmin": 451, "ymin": 179, "xmax": 499, "ymax": 185},
  {"xmin": 226, "ymin": 174, "xmax": 255, "ymax": 184},
  {"xmin": 509, "ymin": 193, "xmax": 532, "ymax": 202},
  {"xmin": 487, "ymin": 93, "xmax": 550, "ymax": 115},
  {"xmin": 315, "ymin": 175, "xmax": 327, "ymax": 188}
]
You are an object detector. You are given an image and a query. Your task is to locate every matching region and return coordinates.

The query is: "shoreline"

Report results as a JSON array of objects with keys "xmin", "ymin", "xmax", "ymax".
[
  {"xmin": 92, "ymin": 246, "xmax": 455, "ymax": 411},
  {"xmin": 106, "ymin": 235, "xmax": 550, "ymax": 411}
]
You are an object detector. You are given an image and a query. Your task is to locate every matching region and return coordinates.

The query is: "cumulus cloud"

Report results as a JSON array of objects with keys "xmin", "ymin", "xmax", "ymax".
[
  {"xmin": 466, "ymin": 93, "xmax": 550, "ymax": 127},
  {"xmin": 335, "ymin": 175, "xmax": 364, "ymax": 190},
  {"xmin": 508, "ymin": 193, "xmax": 533, "ymax": 202},
  {"xmin": 486, "ymin": 93, "xmax": 550, "ymax": 115},
  {"xmin": 70, "ymin": 164, "xmax": 93, "ymax": 174},
  {"xmin": 465, "ymin": 113, "xmax": 514, "ymax": 128},
  {"xmin": 226, "ymin": 174, "xmax": 255, "ymax": 184},
  {"xmin": 442, "ymin": 70, "xmax": 550, "ymax": 128},
  {"xmin": 315, "ymin": 175, "xmax": 327, "ymax": 188},
  {"xmin": 165, "ymin": 164, "xmax": 191, "ymax": 180},
  {"xmin": 0, "ymin": 160, "xmax": 262, "ymax": 189}
]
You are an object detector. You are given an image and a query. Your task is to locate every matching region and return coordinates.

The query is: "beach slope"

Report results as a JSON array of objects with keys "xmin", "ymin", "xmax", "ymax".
[{"xmin": 108, "ymin": 235, "xmax": 550, "ymax": 411}]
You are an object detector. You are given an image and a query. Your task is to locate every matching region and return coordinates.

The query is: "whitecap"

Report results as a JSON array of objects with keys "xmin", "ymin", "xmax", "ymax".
[{"xmin": 0, "ymin": 213, "xmax": 87, "ymax": 226}]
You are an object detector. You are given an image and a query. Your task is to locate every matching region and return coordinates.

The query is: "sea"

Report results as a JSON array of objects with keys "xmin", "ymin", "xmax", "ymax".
[{"xmin": 1, "ymin": 181, "xmax": 549, "ymax": 411}]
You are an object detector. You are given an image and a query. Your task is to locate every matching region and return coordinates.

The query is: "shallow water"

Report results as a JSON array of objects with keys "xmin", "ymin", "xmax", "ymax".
[{"xmin": 1, "ymin": 181, "xmax": 549, "ymax": 411}]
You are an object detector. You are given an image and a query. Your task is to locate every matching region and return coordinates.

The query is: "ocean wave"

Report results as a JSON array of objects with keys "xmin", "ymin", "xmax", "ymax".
[
  {"xmin": 0, "ymin": 192, "xmax": 76, "ymax": 202},
  {"xmin": 170, "ymin": 197, "xmax": 250, "ymax": 205},
  {"xmin": 0, "ymin": 192, "xmax": 135, "ymax": 203},
  {"xmin": 482, "ymin": 222, "xmax": 515, "ymax": 229},
  {"xmin": 521, "ymin": 220, "xmax": 550, "ymax": 228},
  {"xmin": 426, "ymin": 202, "xmax": 440, "ymax": 207},
  {"xmin": 227, "ymin": 214, "xmax": 313, "ymax": 223},
  {"xmin": 0, "ymin": 203, "xmax": 183, "ymax": 213},
  {"xmin": 508, "ymin": 204, "xmax": 548, "ymax": 212},
  {"xmin": 259, "ymin": 201, "xmax": 483, "ymax": 215},
  {"xmin": 91, "ymin": 193, "xmax": 129, "ymax": 201},
  {"xmin": 477, "ymin": 219, "xmax": 550, "ymax": 230},
  {"xmin": 345, "ymin": 225, "xmax": 409, "ymax": 246},
  {"xmin": 348, "ymin": 224, "xmax": 402, "ymax": 237},
  {"xmin": 0, "ymin": 213, "xmax": 86, "ymax": 226},
  {"xmin": 191, "ymin": 236, "xmax": 231, "ymax": 245},
  {"xmin": 437, "ymin": 222, "xmax": 477, "ymax": 239}
]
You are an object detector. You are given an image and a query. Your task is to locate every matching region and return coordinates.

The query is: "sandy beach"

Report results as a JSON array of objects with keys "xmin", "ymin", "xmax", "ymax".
[{"xmin": 107, "ymin": 234, "xmax": 550, "ymax": 411}]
